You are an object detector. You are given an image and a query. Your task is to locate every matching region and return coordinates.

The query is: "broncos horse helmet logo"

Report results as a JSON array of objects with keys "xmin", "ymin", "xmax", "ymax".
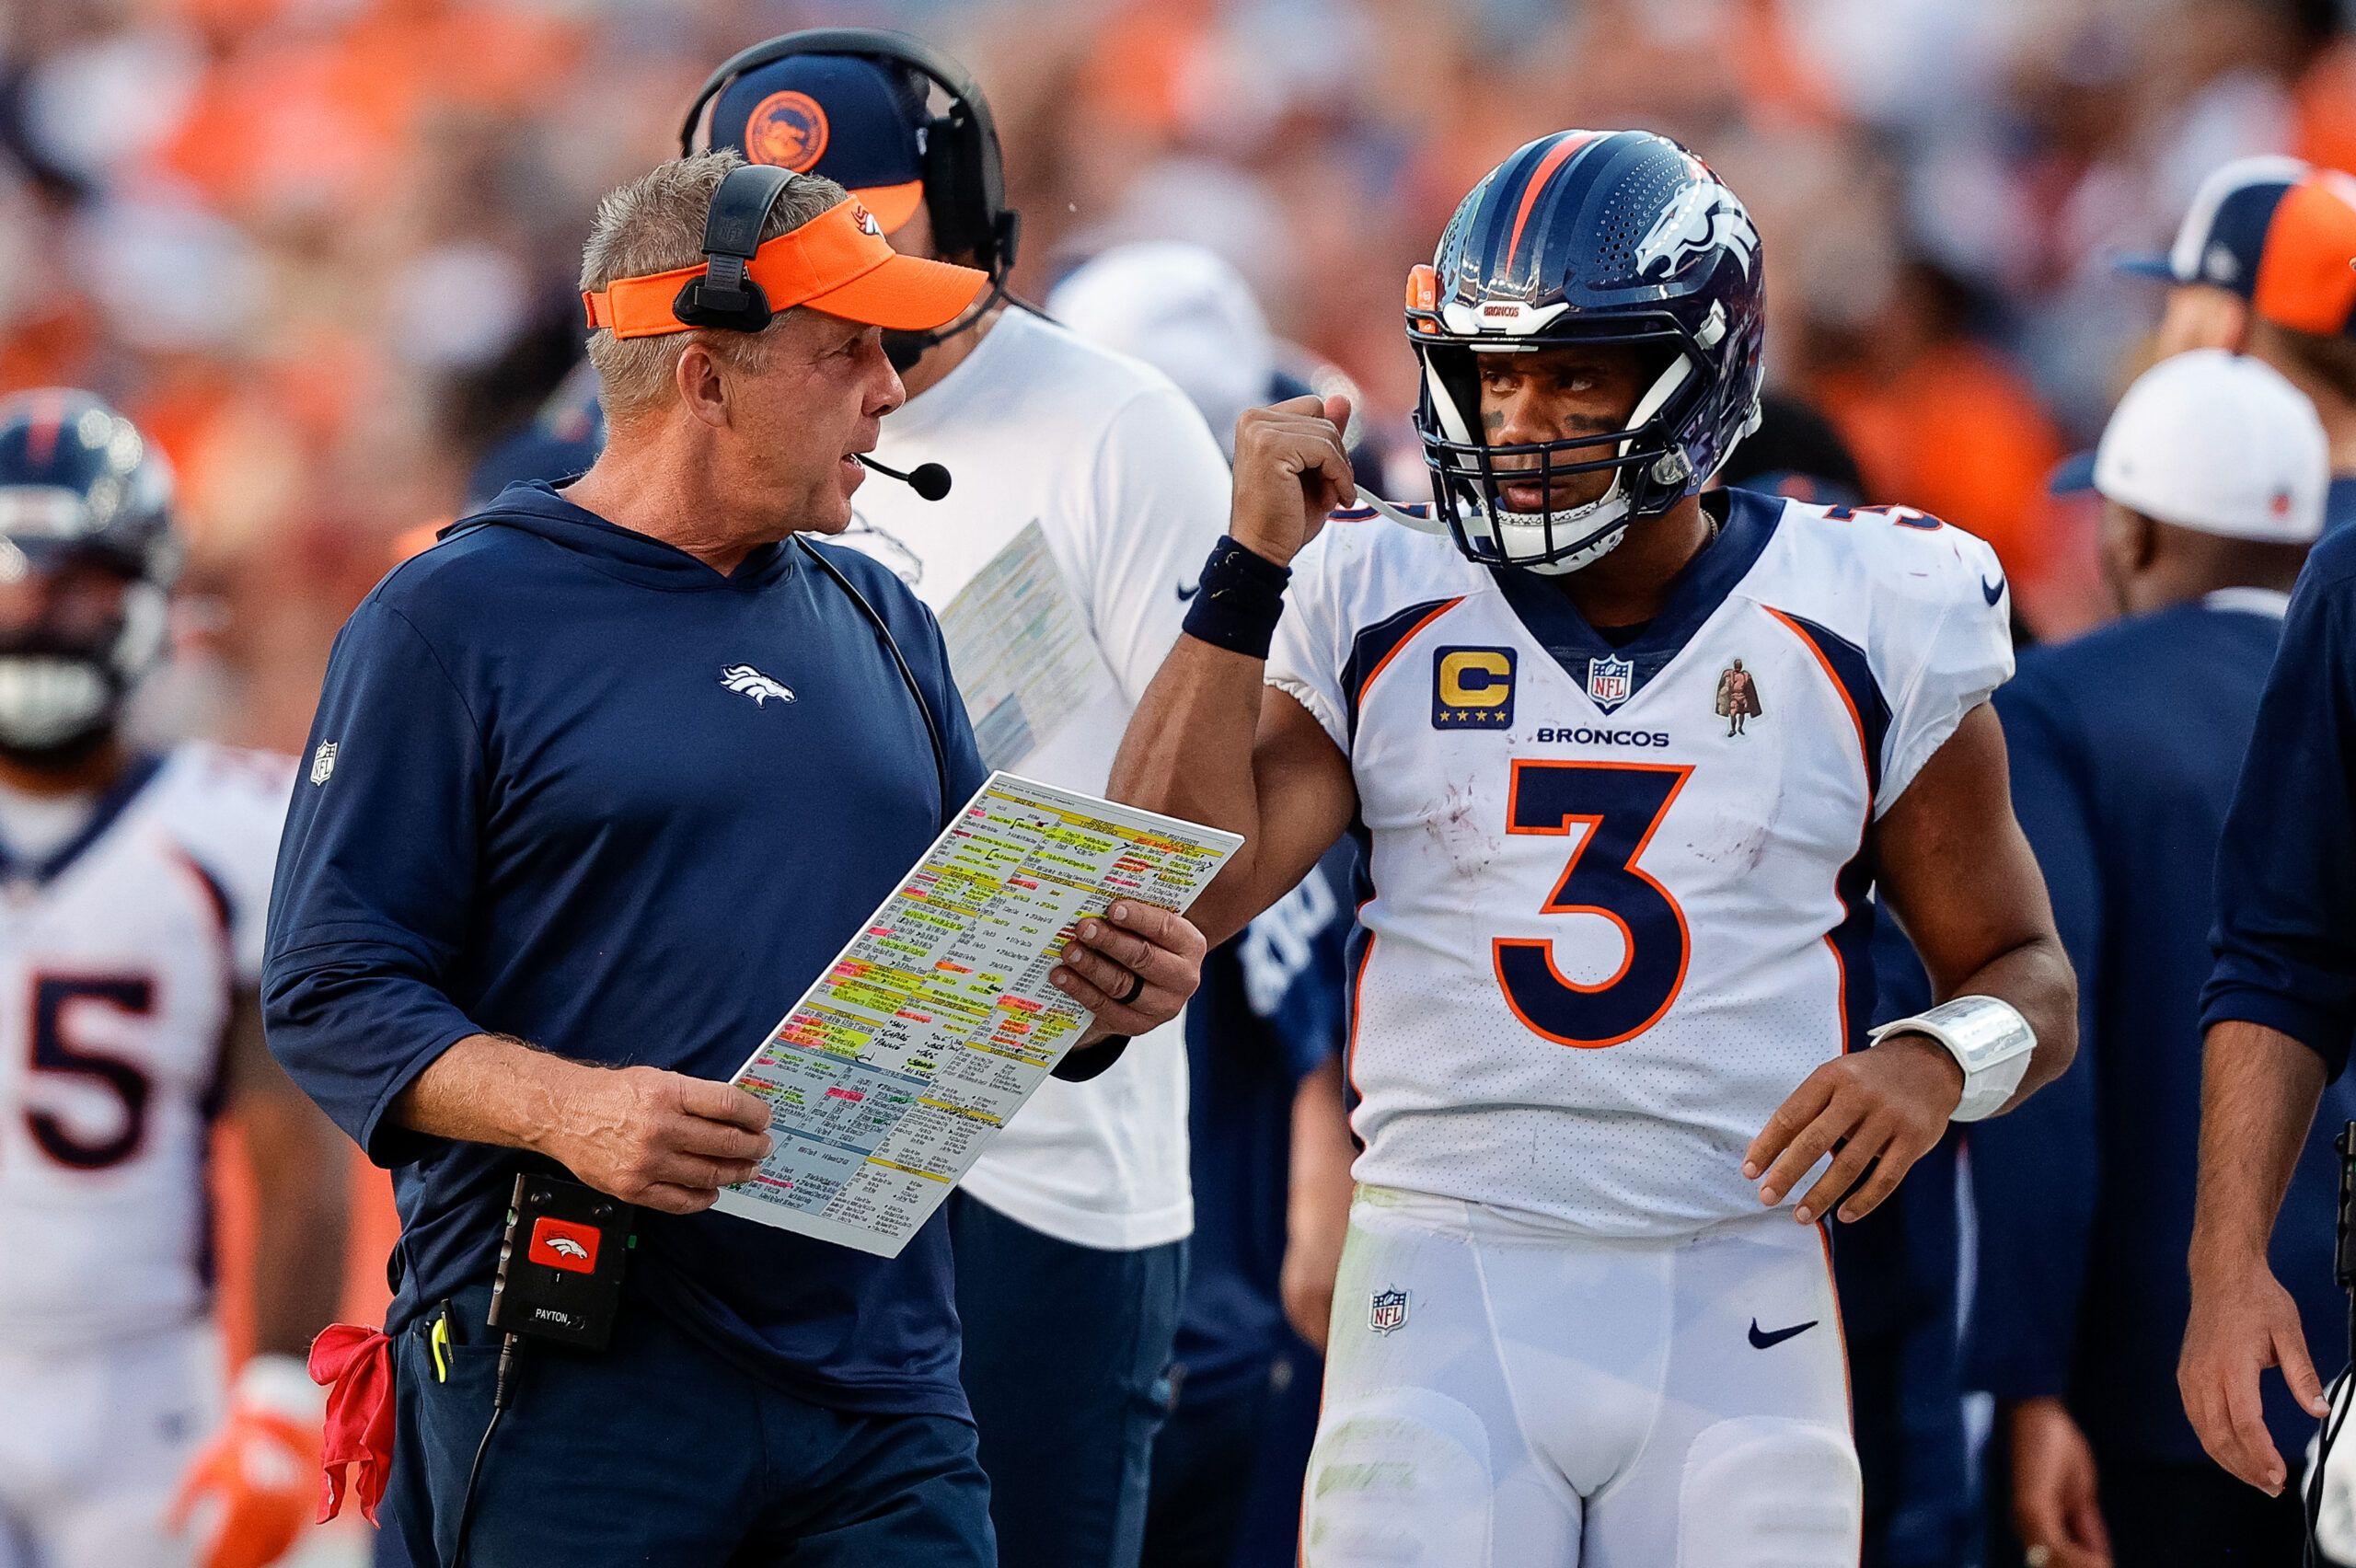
[
  {"xmin": 545, "ymin": 1237, "xmax": 588, "ymax": 1260},
  {"xmin": 1633, "ymin": 179, "xmax": 1759, "ymax": 281},
  {"xmin": 722, "ymin": 664, "xmax": 795, "ymax": 706}
]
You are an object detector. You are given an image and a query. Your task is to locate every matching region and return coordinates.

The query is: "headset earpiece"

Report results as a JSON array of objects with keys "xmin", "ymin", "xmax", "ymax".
[{"xmin": 672, "ymin": 164, "xmax": 798, "ymax": 333}]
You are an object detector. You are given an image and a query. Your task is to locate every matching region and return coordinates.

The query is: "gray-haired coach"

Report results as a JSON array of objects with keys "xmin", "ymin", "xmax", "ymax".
[{"xmin": 262, "ymin": 152, "xmax": 1205, "ymax": 1566}]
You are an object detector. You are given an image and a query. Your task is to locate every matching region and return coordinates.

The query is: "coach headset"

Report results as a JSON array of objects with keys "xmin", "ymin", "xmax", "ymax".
[{"xmin": 679, "ymin": 29, "xmax": 1021, "ymax": 370}]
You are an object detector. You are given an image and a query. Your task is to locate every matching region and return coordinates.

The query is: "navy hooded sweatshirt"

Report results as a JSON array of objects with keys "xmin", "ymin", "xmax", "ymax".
[{"xmin": 263, "ymin": 480, "xmax": 999, "ymax": 1418}]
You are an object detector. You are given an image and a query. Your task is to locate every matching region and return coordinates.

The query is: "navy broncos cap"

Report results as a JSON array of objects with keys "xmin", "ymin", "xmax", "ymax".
[{"xmin": 709, "ymin": 52, "xmax": 930, "ymax": 236}]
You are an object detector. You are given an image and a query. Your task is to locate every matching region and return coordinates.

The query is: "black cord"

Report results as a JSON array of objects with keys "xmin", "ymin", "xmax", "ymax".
[
  {"xmin": 448, "ymin": 1333, "xmax": 523, "ymax": 1568},
  {"xmin": 792, "ymin": 536, "xmax": 952, "ymax": 824},
  {"xmin": 2310, "ymin": 1368, "xmax": 2349, "ymax": 1567}
]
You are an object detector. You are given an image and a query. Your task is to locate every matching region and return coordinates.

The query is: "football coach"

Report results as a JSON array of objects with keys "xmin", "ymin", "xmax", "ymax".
[{"xmin": 262, "ymin": 151, "xmax": 1206, "ymax": 1567}]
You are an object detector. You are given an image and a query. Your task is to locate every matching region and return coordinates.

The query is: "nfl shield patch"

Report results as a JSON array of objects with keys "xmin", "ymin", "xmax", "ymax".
[
  {"xmin": 1586, "ymin": 654, "xmax": 1634, "ymax": 711},
  {"xmin": 1369, "ymin": 1286, "xmax": 1410, "ymax": 1335},
  {"xmin": 309, "ymin": 741, "xmax": 338, "ymax": 786}
]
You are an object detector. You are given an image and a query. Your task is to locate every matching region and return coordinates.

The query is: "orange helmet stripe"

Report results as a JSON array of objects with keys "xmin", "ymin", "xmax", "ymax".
[
  {"xmin": 1506, "ymin": 133, "xmax": 1595, "ymax": 270},
  {"xmin": 24, "ymin": 391, "xmax": 64, "ymax": 467}
]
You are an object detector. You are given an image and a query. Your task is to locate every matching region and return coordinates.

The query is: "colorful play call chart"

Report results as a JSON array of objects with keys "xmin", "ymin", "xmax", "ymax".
[{"xmin": 711, "ymin": 773, "xmax": 1241, "ymax": 1256}]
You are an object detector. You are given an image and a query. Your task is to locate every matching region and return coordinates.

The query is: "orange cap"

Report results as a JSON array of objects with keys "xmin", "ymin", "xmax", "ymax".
[
  {"xmin": 2251, "ymin": 172, "xmax": 2356, "ymax": 337},
  {"xmin": 582, "ymin": 196, "xmax": 987, "ymax": 340}
]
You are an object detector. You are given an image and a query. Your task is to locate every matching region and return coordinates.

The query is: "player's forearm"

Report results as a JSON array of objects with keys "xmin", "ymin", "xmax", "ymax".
[
  {"xmin": 1288, "ymin": 1056, "xmax": 1357, "ymax": 1240},
  {"xmin": 389, "ymin": 1032, "xmax": 592, "ymax": 1157},
  {"xmin": 227, "ymin": 997, "xmax": 350, "ymax": 1354},
  {"xmin": 1944, "ymin": 931, "xmax": 2078, "ymax": 1110},
  {"xmin": 2189, "ymin": 1020, "xmax": 2325, "ymax": 1278},
  {"xmin": 243, "ymin": 1089, "xmax": 351, "ymax": 1356},
  {"xmin": 1110, "ymin": 636, "xmax": 1275, "ymax": 940}
]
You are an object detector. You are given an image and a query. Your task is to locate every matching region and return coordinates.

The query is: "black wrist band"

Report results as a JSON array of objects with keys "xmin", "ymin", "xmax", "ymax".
[{"xmin": 1183, "ymin": 536, "xmax": 1293, "ymax": 659}]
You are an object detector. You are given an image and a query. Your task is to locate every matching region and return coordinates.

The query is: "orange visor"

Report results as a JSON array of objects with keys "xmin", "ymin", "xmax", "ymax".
[
  {"xmin": 852, "ymin": 180, "xmax": 925, "ymax": 236},
  {"xmin": 582, "ymin": 196, "xmax": 987, "ymax": 340}
]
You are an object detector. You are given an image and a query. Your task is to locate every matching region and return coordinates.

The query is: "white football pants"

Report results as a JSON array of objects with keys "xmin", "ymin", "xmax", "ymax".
[
  {"xmin": 1303, "ymin": 1186, "xmax": 1861, "ymax": 1567},
  {"xmin": 0, "ymin": 1320, "xmax": 220, "ymax": 1568}
]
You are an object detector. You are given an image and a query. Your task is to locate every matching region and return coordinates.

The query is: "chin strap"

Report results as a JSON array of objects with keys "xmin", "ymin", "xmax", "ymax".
[
  {"xmin": 1351, "ymin": 489, "xmax": 1631, "ymax": 577},
  {"xmin": 1351, "ymin": 493, "xmax": 1450, "ymax": 536}
]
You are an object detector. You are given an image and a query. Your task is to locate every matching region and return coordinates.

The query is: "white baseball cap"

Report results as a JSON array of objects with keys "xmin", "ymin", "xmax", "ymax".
[{"xmin": 2091, "ymin": 349, "xmax": 2328, "ymax": 543}]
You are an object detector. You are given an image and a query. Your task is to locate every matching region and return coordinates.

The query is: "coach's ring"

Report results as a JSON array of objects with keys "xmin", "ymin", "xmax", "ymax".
[{"xmin": 1114, "ymin": 972, "xmax": 1147, "ymax": 1007}]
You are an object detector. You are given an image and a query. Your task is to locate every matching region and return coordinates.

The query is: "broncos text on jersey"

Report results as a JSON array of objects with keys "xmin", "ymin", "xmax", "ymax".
[
  {"xmin": 0, "ymin": 745, "xmax": 291, "ymax": 1347},
  {"xmin": 1265, "ymin": 489, "xmax": 2013, "ymax": 1238}
]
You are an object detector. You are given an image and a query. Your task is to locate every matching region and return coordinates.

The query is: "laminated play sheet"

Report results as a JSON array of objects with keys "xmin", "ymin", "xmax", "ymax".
[
  {"xmin": 711, "ymin": 772, "xmax": 1240, "ymax": 1256},
  {"xmin": 936, "ymin": 521, "xmax": 1113, "ymax": 769}
]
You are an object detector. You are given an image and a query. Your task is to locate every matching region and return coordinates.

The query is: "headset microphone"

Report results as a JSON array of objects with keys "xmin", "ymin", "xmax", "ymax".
[{"xmin": 856, "ymin": 454, "xmax": 953, "ymax": 501}]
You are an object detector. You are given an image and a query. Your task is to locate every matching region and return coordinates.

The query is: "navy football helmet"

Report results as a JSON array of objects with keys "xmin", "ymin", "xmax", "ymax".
[
  {"xmin": 0, "ymin": 390, "xmax": 179, "ymax": 760},
  {"xmin": 1406, "ymin": 130, "xmax": 1766, "ymax": 573}
]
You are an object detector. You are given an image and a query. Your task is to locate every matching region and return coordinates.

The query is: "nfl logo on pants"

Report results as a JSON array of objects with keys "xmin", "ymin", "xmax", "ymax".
[{"xmin": 1369, "ymin": 1287, "xmax": 1410, "ymax": 1335}]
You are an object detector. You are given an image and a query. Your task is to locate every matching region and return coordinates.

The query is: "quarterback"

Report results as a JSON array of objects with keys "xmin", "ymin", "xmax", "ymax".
[
  {"xmin": 0, "ymin": 392, "xmax": 348, "ymax": 1568},
  {"xmin": 1111, "ymin": 131, "xmax": 2076, "ymax": 1563}
]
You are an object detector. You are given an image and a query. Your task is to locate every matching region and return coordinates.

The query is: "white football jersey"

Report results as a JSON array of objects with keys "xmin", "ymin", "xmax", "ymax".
[
  {"xmin": 0, "ymin": 745, "xmax": 290, "ymax": 1347},
  {"xmin": 1265, "ymin": 489, "xmax": 2013, "ymax": 1238}
]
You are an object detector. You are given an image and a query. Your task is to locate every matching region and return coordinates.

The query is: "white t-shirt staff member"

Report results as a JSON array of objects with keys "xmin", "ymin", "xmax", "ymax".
[
  {"xmin": 695, "ymin": 36, "xmax": 1230, "ymax": 1567},
  {"xmin": 851, "ymin": 307, "xmax": 1226, "ymax": 1249}
]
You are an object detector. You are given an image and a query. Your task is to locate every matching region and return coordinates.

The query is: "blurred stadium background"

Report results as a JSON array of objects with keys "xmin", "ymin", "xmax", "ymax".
[
  {"xmin": 16, "ymin": 0, "xmax": 2356, "ymax": 736},
  {"xmin": 4, "ymin": 0, "xmax": 2353, "ymax": 1556}
]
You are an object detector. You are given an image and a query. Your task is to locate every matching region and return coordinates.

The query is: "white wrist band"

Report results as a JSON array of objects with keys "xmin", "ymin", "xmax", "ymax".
[{"xmin": 1868, "ymin": 995, "xmax": 2036, "ymax": 1122}]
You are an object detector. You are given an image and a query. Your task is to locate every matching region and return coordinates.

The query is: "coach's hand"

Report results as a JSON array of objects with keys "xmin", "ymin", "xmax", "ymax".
[
  {"xmin": 1052, "ymin": 900, "xmax": 1207, "ymax": 1046},
  {"xmin": 2180, "ymin": 1254, "xmax": 2329, "ymax": 1494},
  {"xmin": 1230, "ymin": 394, "xmax": 1357, "ymax": 567},
  {"xmin": 539, "ymin": 1065, "xmax": 774, "ymax": 1216},
  {"xmin": 1744, "ymin": 1033, "xmax": 1962, "ymax": 1224}
]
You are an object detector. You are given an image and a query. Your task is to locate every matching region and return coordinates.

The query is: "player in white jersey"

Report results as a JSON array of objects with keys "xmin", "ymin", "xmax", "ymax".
[
  {"xmin": 1110, "ymin": 133, "xmax": 2079, "ymax": 1565},
  {"xmin": 0, "ymin": 392, "xmax": 348, "ymax": 1568}
]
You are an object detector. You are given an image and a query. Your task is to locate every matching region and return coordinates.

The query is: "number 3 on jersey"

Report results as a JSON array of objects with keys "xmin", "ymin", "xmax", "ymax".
[{"xmin": 1493, "ymin": 760, "xmax": 1692, "ymax": 1049}]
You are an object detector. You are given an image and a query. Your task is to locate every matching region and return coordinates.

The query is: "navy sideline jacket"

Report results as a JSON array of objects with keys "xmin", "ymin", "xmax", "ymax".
[
  {"xmin": 2206, "ymin": 496, "xmax": 2356, "ymax": 1072},
  {"xmin": 1974, "ymin": 591, "xmax": 2356, "ymax": 1466},
  {"xmin": 263, "ymin": 481, "xmax": 995, "ymax": 1419}
]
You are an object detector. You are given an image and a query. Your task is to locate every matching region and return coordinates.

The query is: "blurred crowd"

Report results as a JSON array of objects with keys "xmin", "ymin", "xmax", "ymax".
[{"xmin": 4, "ymin": 0, "xmax": 2352, "ymax": 732}]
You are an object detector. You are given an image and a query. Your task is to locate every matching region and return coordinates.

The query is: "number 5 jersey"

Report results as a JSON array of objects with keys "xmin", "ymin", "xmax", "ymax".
[
  {"xmin": 0, "ymin": 745, "xmax": 290, "ymax": 1347},
  {"xmin": 1265, "ymin": 487, "xmax": 2013, "ymax": 1239}
]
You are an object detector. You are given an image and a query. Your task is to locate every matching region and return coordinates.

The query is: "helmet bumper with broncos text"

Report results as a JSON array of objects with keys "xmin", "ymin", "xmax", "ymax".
[
  {"xmin": 0, "ymin": 391, "xmax": 180, "ymax": 760},
  {"xmin": 1408, "ymin": 130, "xmax": 1766, "ymax": 575}
]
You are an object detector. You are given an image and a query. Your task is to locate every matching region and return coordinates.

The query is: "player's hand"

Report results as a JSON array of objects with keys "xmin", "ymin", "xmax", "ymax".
[
  {"xmin": 1744, "ymin": 1033, "xmax": 1961, "ymax": 1224},
  {"xmin": 170, "ymin": 1356, "xmax": 320, "ymax": 1568},
  {"xmin": 2007, "ymin": 1397, "xmax": 2112, "ymax": 1568},
  {"xmin": 2180, "ymin": 1253, "xmax": 2329, "ymax": 1493},
  {"xmin": 1230, "ymin": 394, "xmax": 1357, "ymax": 567},
  {"xmin": 538, "ymin": 1064, "xmax": 774, "ymax": 1215},
  {"xmin": 1052, "ymin": 900, "xmax": 1207, "ymax": 1045}
]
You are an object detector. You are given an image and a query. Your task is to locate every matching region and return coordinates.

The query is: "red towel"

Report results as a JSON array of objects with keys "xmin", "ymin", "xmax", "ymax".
[{"xmin": 307, "ymin": 1324, "xmax": 395, "ymax": 1525}]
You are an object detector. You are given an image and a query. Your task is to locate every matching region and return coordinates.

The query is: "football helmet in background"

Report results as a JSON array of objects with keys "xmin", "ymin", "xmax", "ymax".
[
  {"xmin": 1407, "ymin": 129, "xmax": 1767, "ymax": 573},
  {"xmin": 0, "ymin": 389, "xmax": 180, "ymax": 760}
]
